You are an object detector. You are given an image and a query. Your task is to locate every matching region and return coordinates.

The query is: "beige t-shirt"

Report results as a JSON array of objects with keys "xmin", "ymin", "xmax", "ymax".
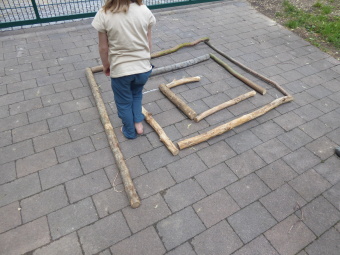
[{"xmin": 92, "ymin": 3, "xmax": 156, "ymax": 77}]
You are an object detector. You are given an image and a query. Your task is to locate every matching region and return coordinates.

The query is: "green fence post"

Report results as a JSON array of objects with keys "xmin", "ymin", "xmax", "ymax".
[{"xmin": 31, "ymin": 0, "xmax": 41, "ymax": 21}]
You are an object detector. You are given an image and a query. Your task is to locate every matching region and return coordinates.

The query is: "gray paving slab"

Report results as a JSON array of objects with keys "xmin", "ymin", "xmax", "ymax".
[{"xmin": 1, "ymin": 0, "xmax": 340, "ymax": 254}]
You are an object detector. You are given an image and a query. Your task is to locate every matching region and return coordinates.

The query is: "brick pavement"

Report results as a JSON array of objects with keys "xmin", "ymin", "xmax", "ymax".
[{"xmin": 1, "ymin": 0, "xmax": 340, "ymax": 254}]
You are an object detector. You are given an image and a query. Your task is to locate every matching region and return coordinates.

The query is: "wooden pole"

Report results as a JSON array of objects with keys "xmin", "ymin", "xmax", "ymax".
[
  {"xmin": 194, "ymin": 90, "xmax": 256, "ymax": 122},
  {"xmin": 205, "ymin": 41, "xmax": 291, "ymax": 97},
  {"xmin": 85, "ymin": 68, "xmax": 140, "ymax": 209},
  {"xmin": 159, "ymin": 84, "xmax": 197, "ymax": 120},
  {"xmin": 178, "ymin": 96, "xmax": 293, "ymax": 149},
  {"xmin": 142, "ymin": 107, "xmax": 179, "ymax": 156},
  {"xmin": 166, "ymin": 76, "xmax": 201, "ymax": 88},
  {"xmin": 151, "ymin": 37, "xmax": 210, "ymax": 58},
  {"xmin": 210, "ymin": 54, "xmax": 267, "ymax": 95}
]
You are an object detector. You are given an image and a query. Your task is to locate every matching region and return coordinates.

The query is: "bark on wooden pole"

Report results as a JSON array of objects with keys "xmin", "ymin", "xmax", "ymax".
[
  {"xmin": 166, "ymin": 76, "xmax": 201, "ymax": 88},
  {"xmin": 85, "ymin": 68, "xmax": 140, "ymax": 208},
  {"xmin": 205, "ymin": 41, "xmax": 291, "ymax": 97},
  {"xmin": 142, "ymin": 107, "xmax": 179, "ymax": 156},
  {"xmin": 159, "ymin": 84, "xmax": 197, "ymax": 120},
  {"xmin": 151, "ymin": 37, "xmax": 210, "ymax": 58},
  {"xmin": 178, "ymin": 96, "xmax": 293, "ymax": 149},
  {"xmin": 210, "ymin": 54, "xmax": 267, "ymax": 95},
  {"xmin": 194, "ymin": 90, "xmax": 256, "ymax": 122}
]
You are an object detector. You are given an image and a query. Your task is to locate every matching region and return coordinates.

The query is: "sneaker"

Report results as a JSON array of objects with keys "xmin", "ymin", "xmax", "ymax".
[{"xmin": 335, "ymin": 146, "xmax": 340, "ymax": 157}]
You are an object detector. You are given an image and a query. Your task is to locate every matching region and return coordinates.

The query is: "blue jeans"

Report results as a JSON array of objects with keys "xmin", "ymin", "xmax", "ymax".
[{"xmin": 111, "ymin": 69, "xmax": 152, "ymax": 139}]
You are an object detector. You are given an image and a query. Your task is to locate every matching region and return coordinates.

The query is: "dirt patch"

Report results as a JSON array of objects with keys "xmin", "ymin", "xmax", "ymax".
[{"xmin": 246, "ymin": 0, "xmax": 340, "ymax": 60}]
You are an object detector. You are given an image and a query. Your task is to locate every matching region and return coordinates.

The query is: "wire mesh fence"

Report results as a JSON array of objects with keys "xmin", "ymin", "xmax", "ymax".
[{"xmin": 0, "ymin": 0, "xmax": 219, "ymax": 28}]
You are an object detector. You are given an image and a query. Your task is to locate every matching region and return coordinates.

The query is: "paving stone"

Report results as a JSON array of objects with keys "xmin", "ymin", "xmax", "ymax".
[
  {"xmin": 165, "ymin": 242, "xmax": 196, "ymax": 255},
  {"xmin": 33, "ymin": 128, "xmax": 71, "ymax": 152},
  {"xmin": 293, "ymin": 104, "xmax": 324, "ymax": 122},
  {"xmin": 300, "ymin": 196, "xmax": 340, "ymax": 236},
  {"xmin": 134, "ymin": 168, "xmax": 175, "ymax": 199},
  {"xmin": 254, "ymin": 138, "xmax": 291, "ymax": 164},
  {"xmin": 48, "ymin": 112, "xmax": 83, "ymax": 132},
  {"xmin": 226, "ymin": 149, "xmax": 266, "ymax": 178},
  {"xmin": 0, "ymin": 172, "xmax": 41, "ymax": 207},
  {"xmin": 228, "ymin": 202, "xmax": 277, "ymax": 243},
  {"xmin": 24, "ymin": 85, "xmax": 55, "ymax": 100},
  {"xmin": 42, "ymin": 91, "xmax": 73, "ymax": 106},
  {"xmin": 164, "ymin": 178, "xmax": 206, "ymax": 212},
  {"xmin": 167, "ymin": 153, "xmax": 207, "ymax": 182},
  {"xmin": 27, "ymin": 104, "xmax": 62, "ymax": 123},
  {"xmin": 141, "ymin": 146, "xmax": 180, "ymax": 171},
  {"xmin": 111, "ymin": 226, "xmax": 165, "ymax": 255},
  {"xmin": 274, "ymin": 112, "xmax": 305, "ymax": 131},
  {"xmin": 0, "ymin": 130, "xmax": 11, "ymax": 148},
  {"xmin": 16, "ymin": 149, "xmax": 58, "ymax": 177},
  {"xmin": 180, "ymin": 86, "xmax": 210, "ymax": 103},
  {"xmin": 314, "ymin": 156, "xmax": 340, "ymax": 184},
  {"xmin": 0, "ymin": 217, "xmax": 50, "ymax": 255},
  {"xmin": 48, "ymin": 197, "xmax": 98, "ymax": 240},
  {"xmin": 312, "ymin": 97, "xmax": 339, "ymax": 113},
  {"xmin": 305, "ymin": 228, "xmax": 340, "ymax": 255},
  {"xmin": 53, "ymin": 79, "xmax": 83, "ymax": 93},
  {"xmin": 306, "ymin": 85, "xmax": 333, "ymax": 99},
  {"xmin": 191, "ymin": 220, "xmax": 242, "ymax": 255},
  {"xmin": 0, "ymin": 162, "xmax": 16, "ymax": 185},
  {"xmin": 0, "ymin": 113, "xmax": 28, "ymax": 133},
  {"xmin": 265, "ymin": 215, "xmax": 316, "ymax": 255},
  {"xmin": 32, "ymin": 232, "xmax": 82, "ymax": 255},
  {"xmin": 282, "ymin": 147, "xmax": 321, "ymax": 174},
  {"xmin": 12, "ymin": 120, "xmax": 49, "ymax": 143},
  {"xmin": 226, "ymin": 173, "xmax": 271, "ymax": 208},
  {"xmin": 120, "ymin": 136, "xmax": 153, "ymax": 159},
  {"xmin": 323, "ymin": 182, "xmax": 340, "ymax": 210},
  {"xmin": 55, "ymin": 137, "xmax": 95, "ymax": 163},
  {"xmin": 174, "ymin": 118, "xmax": 210, "ymax": 137},
  {"xmin": 197, "ymin": 141, "xmax": 236, "ymax": 168},
  {"xmin": 195, "ymin": 162, "xmax": 238, "ymax": 194},
  {"xmin": 78, "ymin": 211, "xmax": 130, "ymax": 255},
  {"xmin": 300, "ymin": 119, "xmax": 332, "ymax": 139},
  {"xmin": 260, "ymin": 184, "xmax": 306, "ymax": 221},
  {"xmin": 193, "ymin": 189, "xmax": 240, "ymax": 228},
  {"xmin": 277, "ymin": 127, "xmax": 313, "ymax": 151},
  {"xmin": 0, "ymin": 92, "xmax": 24, "ymax": 107},
  {"xmin": 289, "ymin": 169, "xmax": 332, "ymax": 202},
  {"xmin": 66, "ymin": 168, "xmax": 111, "ymax": 202},
  {"xmin": 98, "ymin": 249, "xmax": 111, "ymax": 255},
  {"xmin": 59, "ymin": 97, "xmax": 93, "ymax": 114},
  {"xmin": 251, "ymin": 121, "xmax": 285, "ymax": 142},
  {"xmin": 123, "ymin": 194, "xmax": 171, "ymax": 233},
  {"xmin": 225, "ymin": 130, "xmax": 262, "ymax": 154},
  {"xmin": 9, "ymin": 98, "xmax": 42, "ymax": 115},
  {"xmin": 256, "ymin": 159, "xmax": 297, "ymax": 190},
  {"xmin": 0, "ymin": 202, "xmax": 21, "ymax": 234},
  {"xmin": 232, "ymin": 235, "xmax": 279, "ymax": 255},
  {"xmin": 327, "ymin": 128, "xmax": 340, "ymax": 145},
  {"xmin": 39, "ymin": 159, "xmax": 83, "ymax": 190},
  {"xmin": 21, "ymin": 185, "xmax": 68, "ymax": 223},
  {"xmin": 156, "ymin": 206, "xmax": 205, "ymax": 251},
  {"xmin": 79, "ymin": 147, "xmax": 114, "ymax": 174},
  {"xmin": 319, "ymin": 110, "xmax": 340, "ymax": 130}
]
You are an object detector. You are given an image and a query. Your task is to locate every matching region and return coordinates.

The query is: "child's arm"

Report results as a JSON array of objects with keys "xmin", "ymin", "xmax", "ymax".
[
  {"xmin": 98, "ymin": 32, "xmax": 110, "ymax": 76},
  {"xmin": 147, "ymin": 26, "xmax": 152, "ymax": 52}
]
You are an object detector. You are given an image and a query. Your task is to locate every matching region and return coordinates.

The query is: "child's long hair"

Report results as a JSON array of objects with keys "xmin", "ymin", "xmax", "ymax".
[{"xmin": 103, "ymin": 0, "xmax": 142, "ymax": 13}]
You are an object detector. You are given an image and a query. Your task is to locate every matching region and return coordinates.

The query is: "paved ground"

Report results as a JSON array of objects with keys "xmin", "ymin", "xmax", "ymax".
[{"xmin": 1, "ymin": 0, "xmax": 340, "ymax": 254}]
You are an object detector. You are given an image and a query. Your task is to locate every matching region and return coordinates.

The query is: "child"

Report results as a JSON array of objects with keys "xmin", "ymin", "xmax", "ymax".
[{"xmin": 92, "ymin": 0, "xmax": 156, "ymax": 139}]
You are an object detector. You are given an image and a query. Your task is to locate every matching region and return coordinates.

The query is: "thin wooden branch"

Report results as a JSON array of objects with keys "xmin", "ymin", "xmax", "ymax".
[
  {"xmin": 142, "ymin": 107, "xmax": 179, "ymax": 156},
  {"xmin": 151, "ymin": 54, "xmax": 210, "ymax": 76},
  {"xmin": 85, "ymin": 68, "xmax": 140, "ymax": 209},
  {"xmin": 159, "ymin": 84, "xmax": 197, "ymax": 120},
  {"xmin": 210, "ymin": 54, "xmax": 266, "ymax": 95},
  {"xmin": 151, "ymin": 37, "xmax": 210, "ymax": 58},
  {"xmin": 166, "ymin": 76, "xmax": 201, "ymax": 88},
  {"xmin": 194, "ymin": 90, "xmax": 256, "ymax": 122},
  {"xmin": 205, "ymin": 41, "xmax": 291, "ymax": 97},
  {"xmin": 178, "ymin": 96, "xmax": 293, "ymax": 149}
]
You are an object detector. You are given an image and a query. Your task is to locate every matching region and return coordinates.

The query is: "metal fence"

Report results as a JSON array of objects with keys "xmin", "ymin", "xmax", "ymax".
[{"xmin": 0, "ymin": 0, "xmax": 221, "ymax": 29}]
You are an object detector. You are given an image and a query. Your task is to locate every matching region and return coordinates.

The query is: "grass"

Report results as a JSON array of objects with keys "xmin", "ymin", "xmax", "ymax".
[{"xmin": 279, "ymin": 0, "xmax": 340, "ymax": 49}]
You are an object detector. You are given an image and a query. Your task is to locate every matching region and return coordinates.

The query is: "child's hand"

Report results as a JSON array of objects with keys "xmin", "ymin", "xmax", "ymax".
[{"xmin": 103, "ymin": 65, "xmax": 110, "ymax": 76}]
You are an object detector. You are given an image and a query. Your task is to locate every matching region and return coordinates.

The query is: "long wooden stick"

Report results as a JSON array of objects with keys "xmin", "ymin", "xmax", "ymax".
[
  {"xmin": 159, "ymin": 84, "xmax": 197, "ymax": 120},
  {"xmin": 167, "ymin": 76, "xmax": 201, "ymax": 88},
  {"xmin": 194, "ymin": 90, "xmax": 256, "ymax": 122},
  {"xmin": 85, "ymin": 68, "xmax": 140, "ymax": 208},
  {"xmin": 205, "ymin": 41, "xmax": 291, "ymax": 97},
  {"xmin": 142, "ymin": 107, "xmax": 179, "ymax": 156},
  {"xmin": 151, "ymin": 37, "xmax": 210, "ymax": 58},
  {"xmin": 210, "ymin": 54, "xmax": 266, "ymax": 95},
  {"xmin": 178, "ymin": 96, "xmax": 293, "ymax": 149}
]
